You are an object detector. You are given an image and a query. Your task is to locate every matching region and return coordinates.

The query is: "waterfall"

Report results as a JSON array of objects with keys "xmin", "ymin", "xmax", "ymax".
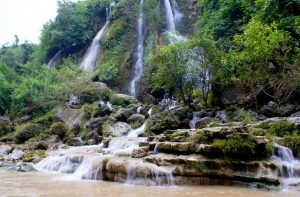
[
  {"xmin": 79, "ymin": 8, "xmax": 110, "ymax": 71},
  {"xmin": 189, "ymin": 112, "xmax": 200, "ymax": 129},
  {"xmin": 164, "ymin": 0, "xmax": 176, "ymax": 31},
  {"xmin": 48, "ymin": 49, "xmax": 64, "ymax": 68},
  {"xmin": 129, "ymin": 0, "xmax": 145, "ymax": 97},
  {"xmin": 271, "ymin": 143, "xmax": 300, "ymax": 190},
  {"xmin": 171, "ymin": 0, "xmax": 183, "ymax": 25}
]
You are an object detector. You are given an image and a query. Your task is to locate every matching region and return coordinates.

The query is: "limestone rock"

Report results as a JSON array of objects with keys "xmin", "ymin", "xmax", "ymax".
[
  {"xmin": 56, "ymin": 107, "xmax": 84, "ymax": 131},
  {"xmin": 0, "ymin": 145, "xmax": 13, "ymax": 155},
  {"xmin": 132, "ymin": 147, "xmax": 149, "ymax": 158},
  {"xmin": 290, "ymin": 111, "xmax": 300, "ymax": 117},
  {"xmin": 106, "ymin": 122, "xmax": 131, "ymax": 137},
  {"xmin": 195, "ymin": 117, "xmax": 213, "ymax": 129},
  {"xmin": 9, "ymin": 149, "xmax": 24, "ymax": 160}
]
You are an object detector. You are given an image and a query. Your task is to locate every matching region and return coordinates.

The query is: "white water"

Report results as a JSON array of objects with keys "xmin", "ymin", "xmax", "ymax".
[
  {"xmin": 79, "ymin": 9, "xmax": 109, "ymax": 71},
  {"xmin": 34, "ymin": 121, "xmax": 175, "ymax": 185},
  {"xmin": 189, "ymin": 112, "xmax": 200, "ymax": 129},
  {"xmin": 129, "ymin": 0, "xmax": 145, "ymax": 97},
  {"xmin": 271, "ymin": 143, "xmax": 300, "ymax": 190},
  {"xmin": 171, "ymin": 0, "xmax": 183, "ymax": 25},
  {"xmin": 164, "ymin": 0, "xmax": 176, "ymax": 31},
  {"xmin": 48, "ymin": 48, "xmax": 64, "ymax": 68}
]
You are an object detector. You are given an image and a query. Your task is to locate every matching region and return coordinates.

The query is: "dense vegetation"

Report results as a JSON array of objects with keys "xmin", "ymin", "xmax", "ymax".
[{"xmin": 0, "ymin": 0, "xmax": 299, "ymax": 124}]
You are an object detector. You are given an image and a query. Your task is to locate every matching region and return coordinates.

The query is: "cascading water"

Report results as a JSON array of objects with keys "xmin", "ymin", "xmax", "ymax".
[
  {"xmin": 79, "ymin": 8, "xmax": 110, "ymax": 71},
  {"xmin": 164, "ymin": 0, "xmax": 176, "ymax": 32},
  {"xmin": 129, "ymin": 0, "xmax": 145, "ymax": 97},
  {"xmin": 271, "ymin": 143, "xmax": 300, "ymax": 190},
  {"xmin": 48, "ymin": 49, "xmax": 64, "ymax": 68},
  {"xmin": 189, "ymin": 112, "xmax": 200, "ymax": 129},
  {"xmin": 34, "ymin": 121, "xmax": 174, "ymax": 185},
  {"xmin": 171, "ymin": 0, "xmax": 183, "ymax": 25}
]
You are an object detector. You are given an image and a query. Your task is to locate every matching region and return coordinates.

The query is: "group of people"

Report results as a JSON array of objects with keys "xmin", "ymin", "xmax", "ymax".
[
  {"xmin": 98, "ymin": 100, "xmax": 113, "ymax": 111},
  {"xmin": 157, "ymin": 93, "xmax": 178, "ymax": 110}
]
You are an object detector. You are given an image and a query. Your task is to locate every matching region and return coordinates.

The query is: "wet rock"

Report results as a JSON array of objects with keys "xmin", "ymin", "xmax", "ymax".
[
  {"xmin": 86, "ymin": 131, "xmax": 101, "ymax": 144},
  {"xmin": 56, "ymin": 107, "xmax": 84, "ymax": 131},
  {"xmin": 128, "ymin": 114, "xmax": 145, "ymax": 129},
  {"xmin": 9, "ymin": 149, "xmax": 24, "ymax": 160},
  {"xmin": 132, "ymin": 147, "xmax": 149, "ymax": 158},
  {"xmin": 106, "ymin": 122, "xmax": 131, "ymax": 137},
  {"xmin": 13, "ymin": 162, "xmax": 36, "ymax": 172},
  {"xmin": 0, "ymin": 145, "xmax": 13, "ymax": 155}
]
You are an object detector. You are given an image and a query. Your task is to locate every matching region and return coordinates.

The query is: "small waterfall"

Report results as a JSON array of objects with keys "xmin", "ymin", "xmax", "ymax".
[
  {"xmin": 79, "ymin": 8, "xmax": 110, "ymax": 71},
  {"xmin": 48, "ymin": 49, "xmax": 64, "ymax": 68},
  {"xmin": 189, "ymin": 112, "xmax": 200, "ymax": 129},
  {"xmin": 34, "ymin": 122, "xmax": 176, "ymax": 186},
  {"xmin": 171, "ymin": 0, "xmax": 183, "ymax": 25},
  {"xmin": 271, "ymin": 143, "xmax": 300, "ymax": 189},
  {"xmin": 164, "ymin": 0, "xmax": 176, "ymax": 31},
  {"xmin": 129, "ymin": 0, "xmax": 145, "ymax": 97}
]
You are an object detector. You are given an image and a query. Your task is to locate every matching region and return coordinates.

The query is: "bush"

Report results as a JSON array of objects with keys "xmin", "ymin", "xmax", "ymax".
[
  {"xmin": 50, "ymin": 122, "xmax": 69, "ymax": 138},
  {"xmin": 269, "ymin": 120, "xmax": 295, "ymax": 137},
  {"xmin": 14, "ymin": 123, "xmax": 42, "ymax": 144}
]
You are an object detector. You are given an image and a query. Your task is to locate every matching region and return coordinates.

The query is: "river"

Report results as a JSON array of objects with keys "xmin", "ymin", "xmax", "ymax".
[{"xmin": 0, "ymin": 168, "xmax": 299, "ymax": 197}]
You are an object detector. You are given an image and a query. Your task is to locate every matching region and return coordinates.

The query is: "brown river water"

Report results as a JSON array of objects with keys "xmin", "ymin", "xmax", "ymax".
[{"xmin": 0, "ymin": 168, "xmax": 299, "ymax": 197}]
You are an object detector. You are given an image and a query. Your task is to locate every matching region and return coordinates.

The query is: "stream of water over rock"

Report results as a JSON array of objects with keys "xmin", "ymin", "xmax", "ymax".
[{"xmin": 79, "ymin": 8, "xmax": 109, "ymax": 71}]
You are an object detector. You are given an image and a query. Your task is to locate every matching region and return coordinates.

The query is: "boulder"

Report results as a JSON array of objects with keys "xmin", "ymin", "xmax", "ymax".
[
  {"xmin": 0, "ymin": 145, "xmax": 13, "ymax": 155},
  {"xmin": 276, "ymin": 104, "xmax": 296, "ymax": 117},
  {"xmin": 92, "ymin": 82, "xmax": 108, "ymax": 90},
  {"xmin": 114, "ymin": 108, "xmax": 136, "ymax": 122},
  {"xmin": 50, "ymin": 122, "xmax": 69, "ymax": 138},
  {"xmin": 106, "ymin": 122, "xmax": 131, "ymax": 137},
  {"xmin": 148, "ymin": 113, "xmax": 180, "ymax": 135},
  {"xmin": 153, "ymin": 142, "xmax": 196, "ymax": 154},
  {"xmin": 143, "ymin": 93, "xmax": 156, "ymax": 105},
  {"xmin": 13, "ymin": 162, "xmax": 36, "ymax": 172},
  {"xmin": 14, "ymin": 123, "xmax": 42, "ymax": 144},
  {"xmin": 221, "ymin": 86, "xmax": 252, "ymax": 105},
  {"xmin": 86, "ymin": 117, "xmax": 107, "ymax": 135},
  {"xmin": 85, "ymin": 131, "xmax": 101, "ymax": 144},
  {"xmin": 55, "ymin": 107, "xmax": 84, "ymax": 131},
  {"xmin": 128, "ymin": 114, "xmax": 145, "ymax": 129},
  {"xmin": 9, "ymin": 149, "xmax": 24, "ymax": 160}
]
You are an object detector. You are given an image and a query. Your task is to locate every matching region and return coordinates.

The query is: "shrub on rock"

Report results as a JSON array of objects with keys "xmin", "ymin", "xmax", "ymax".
[
  {"xmin": 14, "ymin": 123, "xmax": 42, "ymax": 144},
  {"xmin": 50, "ymin": 122, "xmax": 69, "ymax": 138}
]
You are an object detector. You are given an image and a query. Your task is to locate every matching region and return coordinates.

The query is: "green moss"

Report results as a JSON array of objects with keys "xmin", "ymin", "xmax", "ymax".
[
  {"xmin": 269, "ymin": 120, "xmax": 296, "ymax": 137},
  {"xmin": 50, "ymin": 122, "xmax": 69, "ymax": 138},
  {"xmin": 257, "ymin": 122, "xmax": 270, "ymax": 129},
  {"xmin": 250, "ymin": 129, "xmax": 267, "ymax": 136},
  {"xmin": 34, "ymin": 107, "xmax": 59, "ymax": 126},
  {"xmin": 14, "ymin": 123, "xmax": 43, "ymax": 144}
]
